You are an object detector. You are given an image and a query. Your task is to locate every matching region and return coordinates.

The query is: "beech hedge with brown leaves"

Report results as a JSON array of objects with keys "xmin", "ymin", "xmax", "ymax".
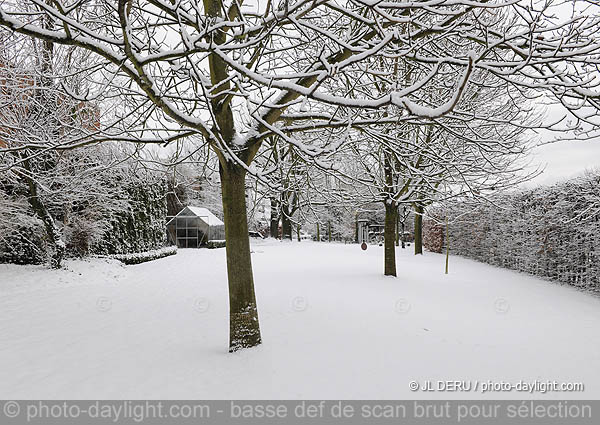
[{"xmin": 424, "ymin": 172, "xmax": 600, "ymax": 292}]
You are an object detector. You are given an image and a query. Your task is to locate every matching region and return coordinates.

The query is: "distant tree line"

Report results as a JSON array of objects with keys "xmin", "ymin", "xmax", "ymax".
[{"xmin": 424, "ymin": 172, "xmax": 600, "ymax": 292}]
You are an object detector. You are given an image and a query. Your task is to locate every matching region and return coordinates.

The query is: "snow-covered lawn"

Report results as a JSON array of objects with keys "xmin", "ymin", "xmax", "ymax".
[{"xmin": 1, "ymin": 240, "xmax": 599, "ymax": 399}]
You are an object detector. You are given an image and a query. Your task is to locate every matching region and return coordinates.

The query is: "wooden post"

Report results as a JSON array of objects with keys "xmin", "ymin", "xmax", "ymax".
[{"xmin": 445, "ymin": 216, "xmax": 449, "ymax": 275}]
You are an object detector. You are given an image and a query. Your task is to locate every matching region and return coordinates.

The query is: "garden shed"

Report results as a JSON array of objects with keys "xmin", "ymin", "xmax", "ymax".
[{"xmin": 166, "ymin": 206, "xmax": 225, "ymax": 248}]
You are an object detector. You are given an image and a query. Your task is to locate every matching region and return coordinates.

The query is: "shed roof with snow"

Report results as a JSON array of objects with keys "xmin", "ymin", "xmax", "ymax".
[
  {"xmin": 166, "ymin": 206, "xmax": 225, "ymax": 248},
  {"xmin": 178, "ymin": 206, "xmax": 224, "ymax": 226}
]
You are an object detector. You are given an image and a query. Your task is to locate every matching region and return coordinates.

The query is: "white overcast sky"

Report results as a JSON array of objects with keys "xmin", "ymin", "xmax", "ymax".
[
  {"xmin": 523, "ymin": 0, "xmax": 600, "ymax": 187},
  {"xmin": 519, "ymin": 104, "xmax": 600, "ymax": 188},
  {"xmin": 527, "ymin": 137, "xmax": 600, "ymax": 187}
]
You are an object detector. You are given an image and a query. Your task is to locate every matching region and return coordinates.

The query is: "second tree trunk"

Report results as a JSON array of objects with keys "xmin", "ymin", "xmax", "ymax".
[
  {"xmin": 281, "ymin": 210, "xmax": 292, "ymax": 240},
  {"xmin": 269, "ymin": 197, "xmax": 279, "ymax": 238},
  {"xmin": 414, "ymin": 204, "xmax": 423, "ymax": 255},
  {"xmin": 220, "ymin": 163, "xmax": 262, "ymax": 352},
  {"xmin": 384, "ymin": 203, "xmax": 398, "ymax": 276}
]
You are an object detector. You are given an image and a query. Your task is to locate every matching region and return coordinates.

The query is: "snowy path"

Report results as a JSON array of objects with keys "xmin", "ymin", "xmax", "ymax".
[{"xmin": 1, "ymin": 241, "xmax": 599, "ymax": 399}]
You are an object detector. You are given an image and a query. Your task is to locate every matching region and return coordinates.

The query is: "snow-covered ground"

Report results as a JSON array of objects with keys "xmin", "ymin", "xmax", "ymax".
[{"xmin": 1, "ymin": 240, "xmax": 599, "ymax": 399}]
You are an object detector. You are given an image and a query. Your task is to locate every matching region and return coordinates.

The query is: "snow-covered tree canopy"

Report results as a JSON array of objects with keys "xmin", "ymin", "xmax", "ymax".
[{"xmin": 1, "ymin": 0, "xmax": 599, "ymax": 165}]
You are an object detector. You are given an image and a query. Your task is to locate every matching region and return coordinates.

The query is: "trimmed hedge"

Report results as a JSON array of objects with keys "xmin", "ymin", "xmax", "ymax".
[
  {"xmin": 424, "ymin": 172, "xmax": 600, "ymax": 292},
  {"xmin": 92, "ymin": 174, "xmax": 168, "ymax": 255},
  {"xmin": 207, "ymin": 240, "xmax": 226, "ymax": 249},
  {"xmin": 110, "ymin": 246, "xmax": 177, "ymax": 265}
]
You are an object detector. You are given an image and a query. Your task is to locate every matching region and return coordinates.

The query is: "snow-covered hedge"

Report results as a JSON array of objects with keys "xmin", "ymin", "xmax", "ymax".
[
  {"xmin": 0, "ymin": 223, "xmax": 46, "ymax": 265},
  {"xmin": 92, "ymin": 173, "xmax": 168, "ymax": 255},
  {"xmin": 207, "ymin": 240, "xmax": 226, "ymax": 249},
  {"xmin": 110, "ymin": 246, "xmax": 177, "ymax": 265},
  {"xmin": 425, "ymin": 172, "xmax": 600, "ymax": 292}
]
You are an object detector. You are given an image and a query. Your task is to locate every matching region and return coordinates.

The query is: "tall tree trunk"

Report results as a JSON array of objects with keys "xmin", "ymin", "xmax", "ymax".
[
  {"xmin": 384, "ymin": 203, "xmax": 398, "ymax": 276},
  {"xmin": 316, "ymin": 222, "xmax": 320, "ymax": 241},
  {"xmin": 395, "ymin": 208, "xmax": 400, "ymax": 247},
  {"xmin": 401, "ymin": 217, "xmax": 406, "ymax": 249},
  {"xmin": 328, "ymin": 221, "xmax": 332, "ymax": 242},
  {"xmin": 445, "ymin": 216, "xmax": 449, "ymax": 274},
  {"xmin": 414, "ymin": 204, "xmax": 423, "ymax": 255},
  {"xmin": 281, "ymin": 208, "xmax": 292, "ymax": 240},
  {"xmin": 269, "ymin": 197, "xmax": 279, "ymax": 239},
  {"xmin": 220, "ymin": 163, "xmax": 261, "ymax": 352},
  {"xmin": 206, "ymin": 0, "xmax": 261, "ymax": 352},
  {"xmin": 22, "ymin": 161, "xmax": 65, "ymax": 268}
]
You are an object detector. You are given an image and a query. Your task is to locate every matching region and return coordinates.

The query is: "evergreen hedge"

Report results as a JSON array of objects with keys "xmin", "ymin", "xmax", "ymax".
[{"xmin": 92, "ymin": 174, "xmax": 168, "ymax": 255}]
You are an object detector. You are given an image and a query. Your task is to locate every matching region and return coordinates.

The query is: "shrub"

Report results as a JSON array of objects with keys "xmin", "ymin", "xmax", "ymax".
[
  {"xmin": 207, "ymin": 240, "xmax": 226, "ymax": 249},
  {"xmin": 110, "ymin": 246, "xmax": 177, "ymax": 265}
]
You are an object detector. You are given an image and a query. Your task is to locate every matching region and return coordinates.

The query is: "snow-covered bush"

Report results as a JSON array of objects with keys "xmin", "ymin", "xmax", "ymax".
[
  {"xmin": 110, "ymin": 246, "xmax": 177, "ymax": 265},
  {"xmin": 207, "ymin": 240, "xmax": 226, "ymax": 249},
  {"xmin": 0, "ymin": 190, "xmax": 46, "ymax": 264},
  {"xmin": 64, "ymin": 216, "xmax": 103, "ymax": 258},
  {"xmin": 0, "ymin": 222, "xmax": 46, "ymax": 264},
  {"xmin": 425, "ymin": 172, "xmax": 600, "ymax": 292}
]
